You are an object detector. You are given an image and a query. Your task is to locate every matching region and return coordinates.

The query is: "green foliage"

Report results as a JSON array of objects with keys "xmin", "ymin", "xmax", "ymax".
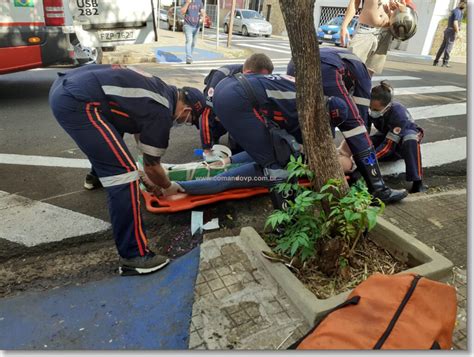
[{"xmin": 265, "ymin": 156, "xmax": 385, "ymax": 262}]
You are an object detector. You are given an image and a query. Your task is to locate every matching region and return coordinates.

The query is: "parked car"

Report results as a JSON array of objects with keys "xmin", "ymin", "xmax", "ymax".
[
  {"xmin": 224, "ymin": 9, "xmax": 272, "ymax": 37},
  {"xmin": 167, "ymin": 6, "xmax": 184, "ymax": 31},
  {"xmin": 159, "ymin": 9, "xmax": 168, "ymax": 22},
  {"xmin": 317, "ymin": 14, "xmax": 359, "ymax": 46},
  {"xmin": 167, "ymin": 7, "xmax": 211, "ymax": 31}
]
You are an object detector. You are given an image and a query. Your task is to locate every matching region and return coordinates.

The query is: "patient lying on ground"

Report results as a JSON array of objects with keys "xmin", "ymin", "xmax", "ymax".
[{"xmin": 139, "ymin": 146, "xmax": 355, "ymax": 199}]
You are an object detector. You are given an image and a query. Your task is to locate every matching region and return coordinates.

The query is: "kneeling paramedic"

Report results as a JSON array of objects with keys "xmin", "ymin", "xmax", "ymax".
[
  {"xmin": 200, "ymin": 53, "xmax": 274, "ymax": 161},
  {"xmin": 288, "ymin": 48, "xmax": 407, "ymax": 203},
  {"xmin": 212, "ymin": 73, "xmax": 405, "ymax": 208},
  {"xmin": 49, "ymin": 64, "xmax": 206, "ymax": 276},
  {"xmin": 369, "ymin": 81, "xmax": 426, "ymax": 193},
  {"xmin": 171, "ymin": 98, "xmax": 357, "ymax": 196}
]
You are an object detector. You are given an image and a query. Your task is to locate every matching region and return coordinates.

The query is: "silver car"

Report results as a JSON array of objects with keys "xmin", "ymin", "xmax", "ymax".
[{"xmin": 224, "ymin": 9, "xmax": 272, "ymax": 37}]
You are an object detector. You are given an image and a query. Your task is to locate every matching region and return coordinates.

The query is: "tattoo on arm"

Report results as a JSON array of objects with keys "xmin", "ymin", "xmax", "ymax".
[{"xmin": 143, "ymin": 153, "xmax": 161, "ymax": 166}]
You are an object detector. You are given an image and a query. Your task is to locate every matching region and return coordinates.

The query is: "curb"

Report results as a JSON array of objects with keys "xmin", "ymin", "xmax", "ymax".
[
  {"xmin": 240, "ymin": 216, "xmax": 454, "ymax": 326},
  {"xmin": 387, "ymin": 51, "xmax": 467, "ymax": 65}
]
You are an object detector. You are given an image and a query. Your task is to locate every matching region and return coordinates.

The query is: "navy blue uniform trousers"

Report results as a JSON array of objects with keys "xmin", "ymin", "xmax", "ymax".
[
  {"xmin": 371, "ymin": 131, "xmax": 423, "ymax": 182},
  {"xmin": 49, "ymin": 76, "xmax": 149, "ymax": 259}
]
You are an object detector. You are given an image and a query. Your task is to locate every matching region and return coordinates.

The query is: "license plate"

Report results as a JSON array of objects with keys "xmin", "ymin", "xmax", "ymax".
[
  {"xmin": 98, "ymin": 30, "xmax": 137, "ymax": 42},
  {"xmin": 323, "ymin": 34, "xmax": 332, "ymax": 39}
]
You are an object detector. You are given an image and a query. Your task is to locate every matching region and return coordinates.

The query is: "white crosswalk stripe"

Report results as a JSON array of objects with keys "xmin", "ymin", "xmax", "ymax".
[
  {"xmin": 380, "ymin": 137, "xmax": 466, "ymax": 176},
  {"xmin": 409, "ymin": 103, "xmax": 466, "ymax": 120},
  {"xmin": 395, "ymin": 85, "xmax": 466, "ymax": 95},
  {"xmin": 238, "ymin": 43, "xmax": 292, "ymax": 54}
]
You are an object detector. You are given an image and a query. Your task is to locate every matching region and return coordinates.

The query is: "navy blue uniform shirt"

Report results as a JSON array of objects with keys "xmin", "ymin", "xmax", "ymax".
[
  {"xmin": 61, "ymin": 64, "xmax": 177, "ymax": 158},
  {"xmin": 245, "ymin": 73, "xmax": 301, "ymax": 142}
]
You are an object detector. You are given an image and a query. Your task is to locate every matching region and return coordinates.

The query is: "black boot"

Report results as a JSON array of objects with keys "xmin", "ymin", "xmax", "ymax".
[
  {"xmin": 353, "ymin": 148, "xmax": 408, "ymax": 204},
  {"xmin": 409, "ymin": 180, "xmax": 428, "ymax": 193},
  {"xmin": 269, "ymin": 188, "xmax": 295, "ymax": 211}
]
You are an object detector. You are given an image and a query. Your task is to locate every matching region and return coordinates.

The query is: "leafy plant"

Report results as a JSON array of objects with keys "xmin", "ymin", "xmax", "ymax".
[{"xmin": 265, "ymin": 156, "xmax": 385, "ymax": 263}]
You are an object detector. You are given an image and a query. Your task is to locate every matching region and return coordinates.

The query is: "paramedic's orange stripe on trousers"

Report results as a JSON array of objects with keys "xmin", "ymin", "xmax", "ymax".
[{"xmin": 86, "ymin": 104, "xmax": 146, "ymax": 256}]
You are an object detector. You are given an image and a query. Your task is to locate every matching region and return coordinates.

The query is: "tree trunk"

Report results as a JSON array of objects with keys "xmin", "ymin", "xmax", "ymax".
[{"xmin": 279, "ymin": 0, "xmax": 348, "ymax": 194}]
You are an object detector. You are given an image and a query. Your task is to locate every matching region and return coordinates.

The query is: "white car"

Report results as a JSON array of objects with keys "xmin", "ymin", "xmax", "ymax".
[
  {"xmin": 159, "ymin": 9, "xmax": 168, "ymax": 22},
  {"xmin": 224, "ymin": 9, "xmax": 272, "ymax": 37}
]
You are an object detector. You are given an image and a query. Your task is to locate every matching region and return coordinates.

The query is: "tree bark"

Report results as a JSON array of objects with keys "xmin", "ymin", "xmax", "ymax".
[{"xmin": 279, "ymin": 0, "xmax": 348, "ymax": 194}]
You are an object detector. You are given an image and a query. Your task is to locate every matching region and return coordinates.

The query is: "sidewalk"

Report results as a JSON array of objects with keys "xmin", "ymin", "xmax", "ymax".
[
  {"xmin": 0, "ymin": 189, "xmax": 467, "ymax": 350},
  {"xmin": 188, "ymin": 189, "xmax": 468, "ymax": 349},
  {"xmin": 387, "ymin": 49, "xmax": 466, "ymax": 65},
  {"xmin": 102, "ymin": 29, "xmax": 250, "ymax": 65}
]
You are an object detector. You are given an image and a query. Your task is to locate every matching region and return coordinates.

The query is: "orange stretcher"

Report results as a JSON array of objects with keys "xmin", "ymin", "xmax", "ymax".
[{"xmin": 141, "ymin": 179, "xmax": 312, "ymax": 214}]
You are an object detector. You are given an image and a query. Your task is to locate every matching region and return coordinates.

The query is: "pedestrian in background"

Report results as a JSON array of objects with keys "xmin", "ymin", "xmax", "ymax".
[
  {"xmin": 181, "ymin": 0, "xmax": 205, "ymax": 64},
  {"xmin": 433, "ymin": 0, "xmax": 466, "ymax": 68},
  {"xmin": 340, "ymin": 0, "xmax": 416, "ymax": 76}
]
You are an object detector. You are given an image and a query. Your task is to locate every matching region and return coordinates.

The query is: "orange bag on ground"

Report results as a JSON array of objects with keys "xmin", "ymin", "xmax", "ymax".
[{"xmin": 293, "ymin": 273, "xmax": 457, "ymax": 350}]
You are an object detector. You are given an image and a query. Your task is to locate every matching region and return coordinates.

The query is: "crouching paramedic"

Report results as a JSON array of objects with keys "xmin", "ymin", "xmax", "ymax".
[
  {"xmin": 200, "ymin": 53, "xmax": 274, "ymax": 161},
  {"xmin": 49, "ymin": 64, "xmax": 206, "ymax": 276},
  {"xmin": 208, "ymin": 73, "xmax": 302, "ymax": 209},
  {"xmin": 172, "ymin": 96, "xmax": 359, "ymax": 196},
  {"xmin": 288, "ymin": 47, "xmax": 407, "ymax": 203},
  {"xmin": 369, "ymin": 81, "xmax": 426, "ymax": 193}
]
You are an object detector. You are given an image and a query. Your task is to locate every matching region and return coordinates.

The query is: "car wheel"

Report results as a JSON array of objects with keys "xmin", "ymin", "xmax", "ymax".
[
  {"xmin": 224, "ymin": 23, "xmax": 229, "ymax": 34},
  {"xmin": 242, "ymin": 25, "xmax": 249, "ymax": 36},
  {"xmin": 72, "ymin": 39, "xmax": 103, "ymax": 65},
  {"xmin": 264, "ymin": 34, "xmax": 271, "ymax": 38},
  {"xmin": 319, "ymin": 41, "xmax": 323, "ymax": 45}
]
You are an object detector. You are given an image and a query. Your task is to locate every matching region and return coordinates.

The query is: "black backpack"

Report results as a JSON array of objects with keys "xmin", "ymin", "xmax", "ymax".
[{"xmin": 234, "ymin": 73, "xmax": 301, "ymax": 168}]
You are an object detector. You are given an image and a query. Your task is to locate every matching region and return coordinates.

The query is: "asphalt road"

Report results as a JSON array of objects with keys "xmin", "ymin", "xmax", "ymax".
[{"xmin": 0, "ymin": 36, "xmax": 467, "ymax": 263}]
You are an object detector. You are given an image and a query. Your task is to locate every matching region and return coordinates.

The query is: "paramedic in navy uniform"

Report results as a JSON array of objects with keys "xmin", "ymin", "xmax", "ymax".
[
  {"xmin": 49, "ymin": 64, "xmax": 206, "ymax": 276},
  {"xmin": 212, "ymin": 72, "xmax": 407, "ymax": 208}
]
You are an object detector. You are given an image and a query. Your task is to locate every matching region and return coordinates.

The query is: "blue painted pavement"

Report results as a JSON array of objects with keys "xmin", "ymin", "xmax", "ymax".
[
  {"xmin": 155, "ymin": 46, "xmax": 224, "ymax": 63},
  {"xmin": 0, "ymin": 248, "xmax": 200, "ymax": 350}
]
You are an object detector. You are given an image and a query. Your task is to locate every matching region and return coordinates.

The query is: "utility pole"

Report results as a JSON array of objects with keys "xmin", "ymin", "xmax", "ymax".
[
  {"xmin": 216, "ymin": 0, "xmax": 220, "ymax": 49},
  {"xmin": 157, "ymin": 0, "xmax": 162, "ymax": 41},
  {"xmin": 173, "ymin": 1, "xmax": 177, "ymax": 32},
  {"xmin": 226, "ymin": 0, "xmax": 236, "ymax": 48},
  {"xmin": 201, "ymin": 0, "xmax": 207, "ymax": 39}
]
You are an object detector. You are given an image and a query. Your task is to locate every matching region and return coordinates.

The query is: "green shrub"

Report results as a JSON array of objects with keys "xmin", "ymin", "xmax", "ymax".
[{"xmin": 265, "ymin": 156, "xmax": 384, "ymax": 262}]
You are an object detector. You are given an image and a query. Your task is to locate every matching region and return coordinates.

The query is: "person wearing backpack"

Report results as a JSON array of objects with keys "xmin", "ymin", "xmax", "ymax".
[
  {"xmin": 210, "ymin": 73, "xmax": 406, "ymax": 208},
  {"xmin": 200, "ymin": 53, "xmax": 274, "ymax": 161}
]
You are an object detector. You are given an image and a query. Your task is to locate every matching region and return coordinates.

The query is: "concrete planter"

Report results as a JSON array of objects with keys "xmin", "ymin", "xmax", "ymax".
[{"xmin": 240, "ymin": 216, "xmax": 454, "ymax": 326}]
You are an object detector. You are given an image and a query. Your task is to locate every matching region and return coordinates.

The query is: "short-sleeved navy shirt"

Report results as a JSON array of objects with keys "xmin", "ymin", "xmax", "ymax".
[
  {"xmin": 182, "ymin": 0, "xmax": 203, "ymax": 27},
  {"xmin": 61, "ymin": 64, "xmax": 177, "ymax": 158},
  {"xmin": 448, "ymin": 8, "xmax": 463, "ymax": 29}
]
